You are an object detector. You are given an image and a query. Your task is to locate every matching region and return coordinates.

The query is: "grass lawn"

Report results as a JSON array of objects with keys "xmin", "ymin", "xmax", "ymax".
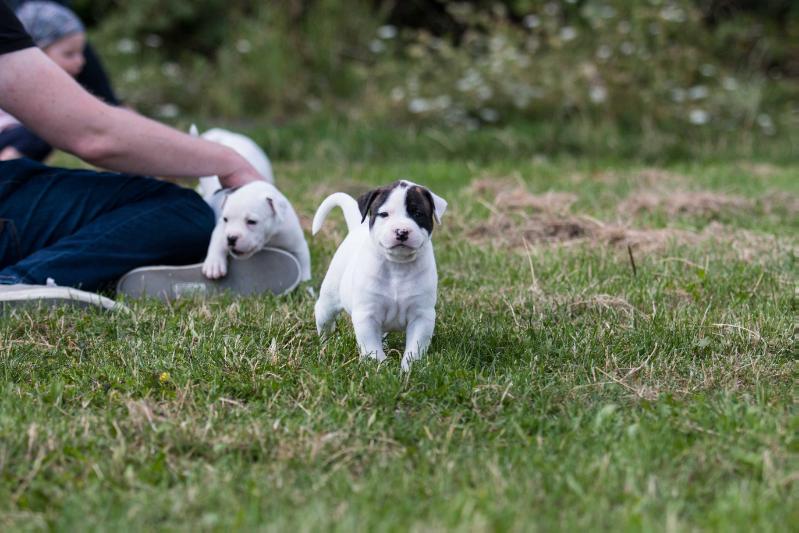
[{"xmin": 1, "ymin": 129, "xmax": 797, "ymax": 531}]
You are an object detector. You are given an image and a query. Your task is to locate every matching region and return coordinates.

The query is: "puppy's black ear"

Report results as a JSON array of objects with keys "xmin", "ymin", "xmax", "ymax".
[
  {"xmin": 419, "ymin": 188, "xmax": 438, "ymax": 225},
  {"xmin": 357, "ymin": 188, "xmax": 381, "ymax": 223}
]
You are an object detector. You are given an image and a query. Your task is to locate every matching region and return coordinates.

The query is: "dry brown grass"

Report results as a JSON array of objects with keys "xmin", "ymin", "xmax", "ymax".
[
  {"xmin": 465, "ymin": 211, "xmax": 695, "ymax": 251},
  {"xmin": 618, "ymin": 191, "xmax": 755, "ymax": 218},
  {"xmin": 563, "ymin": 168, "xmax": 690, "ymax": 186},
  {"xmin": 464, "ymin": 176, "xmax": 795, "ymax": 260}
]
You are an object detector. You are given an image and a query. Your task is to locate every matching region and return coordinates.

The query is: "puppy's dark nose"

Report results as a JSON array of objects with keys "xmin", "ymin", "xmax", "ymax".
[
  {"xmin": 395, "ymin": 229, "xmax": 409, "ymax": 242},
  {"xmin": 227, "ymin": 236, "xmax": 238, "ymax": 247}
]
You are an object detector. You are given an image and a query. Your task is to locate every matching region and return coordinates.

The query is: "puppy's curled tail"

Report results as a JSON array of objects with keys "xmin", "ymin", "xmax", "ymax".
[{"xmin": 312, "ymin": 193, "xmax": 361, "ymax": 235}]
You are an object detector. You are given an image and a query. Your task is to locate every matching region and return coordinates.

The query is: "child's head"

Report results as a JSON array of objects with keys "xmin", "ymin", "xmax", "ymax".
[{"xmin": 16, "ymin": 1, "xmax": 86, "ymax": 77}]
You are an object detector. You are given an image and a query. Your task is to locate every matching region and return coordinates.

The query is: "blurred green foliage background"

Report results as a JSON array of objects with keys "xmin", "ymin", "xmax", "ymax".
[{"xmin": 71, "ymin": 0, "xmax": 798, "ymax": 158}]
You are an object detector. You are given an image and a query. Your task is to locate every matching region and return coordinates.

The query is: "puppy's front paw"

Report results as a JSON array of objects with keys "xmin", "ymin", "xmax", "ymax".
[
  {"xmin": 401, "ymin": 353, "xmax": 419, "ymax": 372},
  {"xmin": 202, "ymin": 256, "xmax": 228, "ymax": 279},
  {"xmin": 361, "ymin": 350, "xmax": 387, "ymax": 363}
]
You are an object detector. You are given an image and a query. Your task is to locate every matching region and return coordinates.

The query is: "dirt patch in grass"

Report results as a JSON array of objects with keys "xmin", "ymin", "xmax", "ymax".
[
  {"xmin": 563, "ymin": 168, "xmax": 690, "ymax": 186},
  {"xmin": 466, "ymin": 212, "xmax": 697, "ymax": 252},
  {"xmin": 738, "ymin": 162, "xmax": 781, "ymax": 178},
  {"xmin": 618, "ymin": 189, "xmax": 799, "ymax": 221},
  {"xmin": 618, "ymin": 191, "xmax": 755, "ymax": 218},
  {"xmin": 466, "ymin": 177, "xmax": 795, "ymax": 259},
  {"xmin": 470, "ymin": 177, "xmax": 578, "ymax": 213},
  {"xmin": 761, "ymin": 191, "xmax": 799, "ymax": 216},
  {"xmin": 466, "ymin": 212, "xmax": 792, "ymax": 261}
]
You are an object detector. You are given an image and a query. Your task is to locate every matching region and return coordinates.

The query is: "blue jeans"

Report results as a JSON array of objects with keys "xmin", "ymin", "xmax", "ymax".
[{"xmin": 0, "ymin": 158, "xmax": 215, "ymax": 291}]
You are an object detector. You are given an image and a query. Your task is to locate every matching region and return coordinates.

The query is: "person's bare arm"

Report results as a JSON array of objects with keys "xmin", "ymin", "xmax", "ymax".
[{"xmin": 0, "ymin": 47, "xmax": 261, "ymax": 188}]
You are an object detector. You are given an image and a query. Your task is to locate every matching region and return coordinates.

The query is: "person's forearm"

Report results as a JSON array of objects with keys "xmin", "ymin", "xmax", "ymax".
[
  {"xmin": 71, "ymin": 105, "xmax": 246, "ymax": 179},
  {"xmin": 0, "ymin": 48, "xmax": 258, "ymax": 183}
]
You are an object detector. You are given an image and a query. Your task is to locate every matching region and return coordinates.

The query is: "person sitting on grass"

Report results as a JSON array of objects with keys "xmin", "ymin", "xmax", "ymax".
[
  {"xmin": 0, "ymin": 1, "xmax": 87, "ymax": 161},
  {"xmin": 0, "ymin": 2, "xmax": 300, "ymax": 310}
]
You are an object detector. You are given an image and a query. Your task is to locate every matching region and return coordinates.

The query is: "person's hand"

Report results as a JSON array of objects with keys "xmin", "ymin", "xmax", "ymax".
[
  {"xmin": 0, "ymin": 146, "xmax": 23, "ymax": 161},
  {"xmin": 218, "ymin": 163, "xmax": 265, "ymax": 189}
]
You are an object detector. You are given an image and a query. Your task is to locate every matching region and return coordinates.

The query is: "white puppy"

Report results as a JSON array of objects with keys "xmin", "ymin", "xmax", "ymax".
[
  {"xmin": 312, "ymin": 180, "xmax": 447, "ymax": 371},
  {"xmin": 191, "ymin": 125, "xmax": 310, "ymax": 282},
  {"xmin": 189, "ymin": 125, "xmax": 275, "ymax": 199},
  {"xmin": 202, "ymin": 181, "xmax": 311, "ymax": 281}
]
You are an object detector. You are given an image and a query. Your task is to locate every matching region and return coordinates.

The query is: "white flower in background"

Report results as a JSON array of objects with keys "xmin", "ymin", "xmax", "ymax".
[
  {"xmin": 377, "ymin": 25, "xmax": 397, "ymax": 39},
  {"xmin": 670, "ymin": 88, "xmax": 686, "ymax": 103},
  {"xmin": 435, "ymin": 95, "xmax": 452, "ymax": 109},
  {"xmin": 511, "ymin": 85, "xmax": 542, "ymax": 109},
  {"xmin": 161, "ymin": 62, "xmax": 180, "ymax": 78},
  {"xmin": 144, "ymin": 34, "xmax": 162, "ymax": 48},
  {"xmin": 600, "ymin": 5, "xmax": 617, "ymax": 19},
  {"xmin": 457, "ymin": 69, "xmax": 483, "ymax": 92},
  {"xmin": 544, "ymin": 3, "xmax": 558, "ymax": 16},
  {"xmin": 479, "ymin": 108, "xmax": 499, "ymax": 122},
  {"xmin": 390, "ymin": 87, "xmax": 405, "ymax": 102},
  {"xmin": 157, "ymin": 103, "xmax": 179, "ymax": 119},
  {"xmin": 122, "ymin": 68, "xmax": 140, "ymax": 83},
  {"xmin": 757, "ymin": 114, "xmax": 775, "ymax": 135},
  {"xmin": 620, "ymin": 41, "xmax": 635, "ymax": 55},
  {"xmin": 589, "ymin": 85, "xmax": 608, "ymax": 103},
  {"xmin": 617, "ymin": 21, "xmax": 631, "ymax": 33},
  {"xmin": 116, "ymin": 38, "xmax": 137, "ymax": 54},
  {"xmin": 689, "ymin": 109, "xmax": 708, "ymax": 125},
  {"xmin": 688, "ymin": 85, "xmax": 708, "ymax": 100},
  {"xmin": 464, "ymin": 117, "xmax": 480, "ymax": 131},
  {"xmin": 369, "ymin": 39, "xmax": 385, "ymax": 53},
  {"xmin": 523, "ymin": 14, "xmax": 541, "ymax": 28},
  {"xmin": 236, "ymin": 39, "xmax": 252, "ymax": 54},
  {"xmin": 476, "ymin": 85, "xmax": 493, "ymax": 101},
  {"xmin": 305, "ymin": 98, "xmax": 322, "ymax": 112},
  {"xmin": 722, "ymin": 77, "xmax": 738, "ymax": 91},
  {"xmin": 597, "ymin": 45, "xmax": 612, "ymax": 60},
  {"xmin": 489, "ymin": 35, "xmax": 508, "ymax": 53},
  {"xmin": 560, "ymin": 27, "xmax": 578, "ymax": 42},
  {"xmin": 700, "ymin": 64, "xmax": 717, "ymax": 77},
  {"xmin": 408, "ymin": 98, "xmax": 430, "ymax": 114},
  {"xmin": 660, "ymin": 5, "xmax": 685, "ymax": 23}
]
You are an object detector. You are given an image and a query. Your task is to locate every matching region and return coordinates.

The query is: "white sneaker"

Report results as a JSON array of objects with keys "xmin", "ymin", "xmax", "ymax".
[
  {"xmin": 116, "ymin": 247, "xmax": 303, "ymax": 302},
  {"xmin": 0, "ymin": 283, "xmax": 124, "ymax": 312}
]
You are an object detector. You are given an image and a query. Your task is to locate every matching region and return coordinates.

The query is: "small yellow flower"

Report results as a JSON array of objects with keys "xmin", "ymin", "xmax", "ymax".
[{"xmin": 159, "ymin": 372, "xmax": 171, "ymax": 384}]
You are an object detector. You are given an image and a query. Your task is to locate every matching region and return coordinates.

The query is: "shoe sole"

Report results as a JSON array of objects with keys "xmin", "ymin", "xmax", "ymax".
[
  {"xmin": 0, "ymin": 288, "xmax": 121, "ymax": 312},
  {"xmin": 115, "ymin": 247, "xmax": 302, "ymax": 302}
]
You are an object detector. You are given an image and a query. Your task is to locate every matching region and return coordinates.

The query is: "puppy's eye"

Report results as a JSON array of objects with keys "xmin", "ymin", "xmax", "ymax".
[
  {"xmin": 377, "ymin": 212, "xmax": 389, "ymax": 218},
  {"xmin": 246, "ymin": 219, "xmax": 257, "ymax": 226},
  {"xmin": 223, "ymin": 217, "xmax": 228, "ymax": 223}
]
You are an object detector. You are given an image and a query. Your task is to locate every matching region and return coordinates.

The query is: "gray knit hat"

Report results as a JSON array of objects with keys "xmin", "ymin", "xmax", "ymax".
[{"xmin": 15, "ymin": 1, "xmax": 85, "ymax": 49}]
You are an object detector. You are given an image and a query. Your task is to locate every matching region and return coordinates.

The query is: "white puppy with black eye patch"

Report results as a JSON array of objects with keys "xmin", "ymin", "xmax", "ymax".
[
  {"xmin": 201, "ymin": 181, "xmax": 311, "ymax": 281},
  {"xmin": 312, "ymin": 180, "xmax": 447, "ymax": 371}
]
